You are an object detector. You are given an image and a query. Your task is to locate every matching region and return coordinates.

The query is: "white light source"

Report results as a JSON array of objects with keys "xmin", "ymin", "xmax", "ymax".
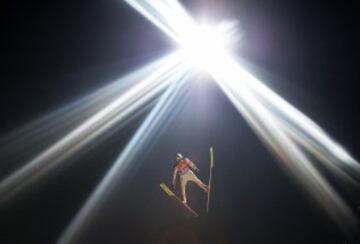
[{"xmin": 179, "ymin": 22, "xmax": 237, "ymax": 72}]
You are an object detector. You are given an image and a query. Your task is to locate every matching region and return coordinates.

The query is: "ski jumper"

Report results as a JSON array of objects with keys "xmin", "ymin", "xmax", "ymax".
[{"xmin": 172, "ymin": 158, "xmax": 207, "ymax": 204}]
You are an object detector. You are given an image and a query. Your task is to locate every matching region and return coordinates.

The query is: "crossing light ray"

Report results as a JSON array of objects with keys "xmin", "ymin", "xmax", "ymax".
[
  {"xmin": 125, "ymin": 0, "xmax": 196, "ymax": 45},
  {"xmin": 0, "ymin": 51, "xmax": 188, "ymax": 204},
  {"xmin": 212, "ymin": 57, "xmax": 360, "ymax": 184},
  {"xmin": 57, "ymin": 70, "xmax": 191, "ymax": 244},
  {"xmin": 214, "ymin": 70, "xmax": 358, "ymax": 233},
  {"xmin": 0, "ymin": 54, "xmax": 177, "ymax": 160},
  {"xmin": 233, "ymin": 60, "xmax": 360, "ymax": 173},
  {"xmin": 126, "ymin": 0, "xmax": 359, "ymax": 233}
]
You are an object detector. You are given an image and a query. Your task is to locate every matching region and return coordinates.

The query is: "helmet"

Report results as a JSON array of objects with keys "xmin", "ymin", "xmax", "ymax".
[{"xmin": 176, "ymin": 153, "xmax": 183, "ymax": 161}]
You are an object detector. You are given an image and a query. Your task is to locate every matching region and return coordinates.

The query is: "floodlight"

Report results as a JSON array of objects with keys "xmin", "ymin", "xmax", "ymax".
[{"xmin": 179, "ymin": 23, "xmax": 236, "ymax": 72}]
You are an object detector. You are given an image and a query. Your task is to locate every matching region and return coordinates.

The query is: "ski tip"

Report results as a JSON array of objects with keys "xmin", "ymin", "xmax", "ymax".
[{"xmin": 160, "ymin": 183, "xmax": 175, "ymax": 196}]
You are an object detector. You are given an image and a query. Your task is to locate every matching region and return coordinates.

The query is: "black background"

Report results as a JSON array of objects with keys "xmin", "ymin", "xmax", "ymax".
[{"xmin": 2, "ymin": 0, "xmax": 360, "ymax": 243}]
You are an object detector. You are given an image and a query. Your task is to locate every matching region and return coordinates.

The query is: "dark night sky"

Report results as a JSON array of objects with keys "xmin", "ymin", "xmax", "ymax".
[{"xmin": 2, "ymin": 0, "xmax": 360, "ymax": 243}]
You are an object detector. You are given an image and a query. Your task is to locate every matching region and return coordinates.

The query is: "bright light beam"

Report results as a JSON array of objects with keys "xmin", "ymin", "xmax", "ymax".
[
  {"xmin": 211, "ymin": 56, "xmax": 360, "ymax": 184},
  {"xmin": 237, "ymin": 63, "xmax": 360, "ymax": 181},
  {"xmin": 0, "ymin": 51, "xmax": 188, "ymax": 203},
  {"xmin": 57, "ymin": 70, "xmax": 191, "ymax": 244},
  {"xmin": 125, "ymin": 0, "xmax": 195, "ymax": 45},
  {"xmin": 215, "ymin": 71, "xmax": 358, "ymax": 233},
  {"xmin": 0, "ymin": 55, "xmax": 175, "ymax": 154},
  {"xmin": 0, "ymin": 54, "xmax": 180, "ymax": 174}
]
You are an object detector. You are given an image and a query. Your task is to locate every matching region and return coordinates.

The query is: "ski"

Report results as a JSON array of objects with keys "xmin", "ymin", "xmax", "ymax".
[
  {"xmin": 160, "ymin": 182, "xmax": 199, "ymax": 217},
  {"xmin": 206, "ymin": 147, "xmax": 214, "ymax": 212}
]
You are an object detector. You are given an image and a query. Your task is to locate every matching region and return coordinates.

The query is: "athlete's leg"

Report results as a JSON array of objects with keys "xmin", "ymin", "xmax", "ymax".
[
  {"xmin": 180, "ymin": 175, "xmax": 189, "ymax": 204},
  {"xmin": 189, "ymin": 171, "xmax": 208, "ymax": 192}
]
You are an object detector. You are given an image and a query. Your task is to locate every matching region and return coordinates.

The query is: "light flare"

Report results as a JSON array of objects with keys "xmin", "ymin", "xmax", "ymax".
[
  {"xmin": 124, "ymin": 0, "xmax": 360, "ymax": 234},
  {"xmin": 1, "ymin": 0, "xmax": 358, "ymax": 241},
  {"xmin": 0, "ymin": 51, "xmax": 189, "ymax": 203},
  {"xmin": 179, "ymin": 22, "xmax": 237, "ymax": 72}
]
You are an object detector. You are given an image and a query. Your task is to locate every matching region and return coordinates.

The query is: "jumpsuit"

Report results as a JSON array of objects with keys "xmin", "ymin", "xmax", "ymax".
[{"xmin": 172, "ymin": 158, "xmax": 207, "ymax": 203}]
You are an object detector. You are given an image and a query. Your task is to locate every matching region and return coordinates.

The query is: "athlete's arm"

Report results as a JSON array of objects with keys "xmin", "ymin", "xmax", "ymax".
[
  {"xmin": 188, "ymin": 159, "xmax": 200, "ymax": 172},
  {"xmin": 172, "ymin": 166, "xmax": 178, "ymax": 190}
]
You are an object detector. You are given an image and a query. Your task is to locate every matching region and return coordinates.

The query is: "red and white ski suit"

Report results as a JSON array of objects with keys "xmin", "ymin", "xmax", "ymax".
[{"xmin": 172, "ymin": 158, "xmax": 207, "ymax": 204}]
